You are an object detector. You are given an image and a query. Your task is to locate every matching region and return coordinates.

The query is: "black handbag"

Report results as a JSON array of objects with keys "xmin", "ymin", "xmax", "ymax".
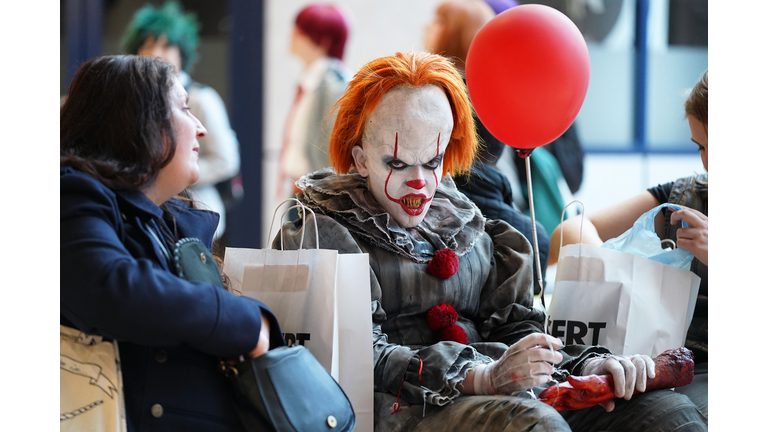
[
  {"xmin": 221, "ymin": 346, "xmax": 356, "ymax": 432},
  {"xmin": 173, "ymin": 237, "xmax": 356, "ymax": 432}
]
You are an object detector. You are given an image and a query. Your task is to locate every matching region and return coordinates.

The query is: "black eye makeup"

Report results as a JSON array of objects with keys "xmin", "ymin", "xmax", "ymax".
[
  {"xmin": 386, "ymin": 159, "xmax": 408, "ymax": 170},
  {"xmin": 383, "ymin": 155, "xmax": 443, "ymax": 171},
  {"xmin": 423, "ymin": 155, "xmax": 443, "ymax": 171}
]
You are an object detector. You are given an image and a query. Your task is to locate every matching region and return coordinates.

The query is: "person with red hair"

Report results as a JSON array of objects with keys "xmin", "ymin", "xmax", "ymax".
[
  {"xmin": 277, "ymin": 51, "xmax": 706, "ymax": 431},
  {"xmin": 279, "ymin": 3, "xmax": 352, "ymax": 201}
]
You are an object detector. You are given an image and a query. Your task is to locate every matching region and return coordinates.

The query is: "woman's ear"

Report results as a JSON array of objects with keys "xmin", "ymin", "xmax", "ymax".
[{"xmin": 351, "ymin": 146, "xmax": 369, "ymax": 177}]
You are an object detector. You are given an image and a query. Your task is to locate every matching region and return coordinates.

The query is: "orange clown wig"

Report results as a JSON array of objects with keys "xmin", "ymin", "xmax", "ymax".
[{"xmin": 329, "ymin": 51, "xmax": 478, "ymax": 176}]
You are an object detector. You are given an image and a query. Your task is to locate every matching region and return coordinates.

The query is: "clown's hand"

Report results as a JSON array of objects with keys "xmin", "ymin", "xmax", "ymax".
[
  {"xmin": 475, "ymin": 333, "xmax": 563, "ymax": 395},
  {"xmin": 581, "ymin": 353, "xmax": 656, "ymax": 400}
]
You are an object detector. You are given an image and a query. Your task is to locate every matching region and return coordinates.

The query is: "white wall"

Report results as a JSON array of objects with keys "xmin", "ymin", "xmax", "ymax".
[{"xmin": 575, "ymin": 153, "xmax": 705, "ymax": 214}]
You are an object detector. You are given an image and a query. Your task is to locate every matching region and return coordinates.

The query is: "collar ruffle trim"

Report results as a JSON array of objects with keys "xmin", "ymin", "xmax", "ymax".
[{"xmin": 296, "ymin": 168, "xmax": 486, "ymax": 263}]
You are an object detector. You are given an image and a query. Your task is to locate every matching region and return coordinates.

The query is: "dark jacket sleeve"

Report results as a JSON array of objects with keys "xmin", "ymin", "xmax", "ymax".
[{"xmin": 60, "ymin": 171, "xmax": 282, "ymax": 357}]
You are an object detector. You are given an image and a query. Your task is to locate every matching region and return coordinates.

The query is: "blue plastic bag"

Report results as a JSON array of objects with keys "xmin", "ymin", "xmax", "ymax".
[{"xmin": 601, "ymin": 203, "xmax": 694, "ymax": 270}]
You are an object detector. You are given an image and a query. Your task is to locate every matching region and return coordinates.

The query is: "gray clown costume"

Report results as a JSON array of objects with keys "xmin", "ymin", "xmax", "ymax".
[{"xmin": 275, "ymin": 169, "xmax": 705, "ymax": 431}]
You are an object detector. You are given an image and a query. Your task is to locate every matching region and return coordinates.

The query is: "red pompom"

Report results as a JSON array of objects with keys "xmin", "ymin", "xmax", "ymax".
[
  {"xmin": 428, "ymin": 248, "xmax": 459, "ymax": 279},
  {"xmin": 439, "ymin": 324, "xmax": 468, "ymax": 344},
  {"xmin": 427, "ymin": 303, "xmax": 458, "ymax": 331}
]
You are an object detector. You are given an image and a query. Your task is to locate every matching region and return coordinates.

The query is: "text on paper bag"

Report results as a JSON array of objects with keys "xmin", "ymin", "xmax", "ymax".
[
  {"xmin": 283, "ymin": 333, "xmax": 311, "ymax": 347},
  {"xmin": 548, "ymin": 320, "xmax": 607, "ymax": 345}
]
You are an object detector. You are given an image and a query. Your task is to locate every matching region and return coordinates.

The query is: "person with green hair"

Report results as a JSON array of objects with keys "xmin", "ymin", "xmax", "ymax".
[{"xmin": 122, "ymin": 1, "xmax": 240, "ymax": 242}]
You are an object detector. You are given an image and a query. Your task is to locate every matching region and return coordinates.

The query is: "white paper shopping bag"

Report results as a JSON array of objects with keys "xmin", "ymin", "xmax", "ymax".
[
  {"xmin": 336, "ymin": 253, "xmax": 374, "ymax": 432},
  {"xmin": 223, "ymin": 199, "xmax": 375, "ymax": 431},
  {"xmin": 224, "ymin": 246, "xmax": 340, "ymax": 375},
  {"xmin": 547, "ymin": 201, "xmax": 701, "ymax": 358},
  {"xmin": 60, "ymin": 325, "xmax": 126, "ymax": 432}
]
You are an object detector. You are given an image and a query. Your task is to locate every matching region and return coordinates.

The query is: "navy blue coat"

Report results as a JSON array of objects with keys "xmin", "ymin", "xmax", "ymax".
[
  {"xmin": 61, "ymin": 167, "xmax": 284, "ymax": 431},
  {"xmin": 454, "ymin": 161, "xmax": 550, "ymax": 287}
]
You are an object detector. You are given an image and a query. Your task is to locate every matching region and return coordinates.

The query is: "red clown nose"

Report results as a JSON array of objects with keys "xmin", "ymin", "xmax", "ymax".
[{"xmin": 406, "ymin": 179, "xmax": 427, "ymax": 189}]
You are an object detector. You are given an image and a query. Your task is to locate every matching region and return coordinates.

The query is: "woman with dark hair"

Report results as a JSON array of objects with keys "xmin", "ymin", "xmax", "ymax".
[{"xmin": 61, "ymin": 55, "xmax": 284, "ymax": 431}]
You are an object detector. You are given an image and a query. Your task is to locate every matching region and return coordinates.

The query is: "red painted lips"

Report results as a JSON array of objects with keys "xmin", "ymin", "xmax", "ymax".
[{"xmin": 399, "ymin": 194, "xmax": 427, "ymax": 215}]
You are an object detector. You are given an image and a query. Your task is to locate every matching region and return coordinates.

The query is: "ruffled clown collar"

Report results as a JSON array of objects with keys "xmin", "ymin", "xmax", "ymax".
[{"xmin": 296, "ymin": 168, "xmax": 486, "ymax": 264}]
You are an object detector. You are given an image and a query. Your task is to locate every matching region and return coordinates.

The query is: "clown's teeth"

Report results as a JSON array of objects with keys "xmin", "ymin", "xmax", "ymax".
[{"xmin": 401, "ymin": 197, "xmax": 424, "ymax": 208}]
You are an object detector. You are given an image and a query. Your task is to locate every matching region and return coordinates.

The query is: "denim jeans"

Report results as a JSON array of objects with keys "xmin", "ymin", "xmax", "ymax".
[
  {"xmin": 376, "ymin": 392, "xmax": 570, "ymax": 432},
  {"xmin": 672, "ymin": 362, "xmax": 708, "ymax": 418},
  {"xmin": 559, "ymin": 388, "xmax": 707, "ymax": 431},
  {"xmin": 376, "ymin": 387, "xmax": 706, "ymax": 432}
]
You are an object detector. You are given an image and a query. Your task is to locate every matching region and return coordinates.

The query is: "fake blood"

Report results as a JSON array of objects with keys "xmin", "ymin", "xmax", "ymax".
[{"xmin": 537, "ymin": 347, "xmax": 695, "ymax": 411}]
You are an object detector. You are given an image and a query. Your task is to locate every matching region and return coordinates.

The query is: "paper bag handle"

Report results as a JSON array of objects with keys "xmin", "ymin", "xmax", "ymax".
[
  {"xmin": 266, "ymin": 198, "xmax": 319, "ymax": 251},
  {"xmin": 558, "ymin": 200, "xmax": 586, "ymax": 253}
]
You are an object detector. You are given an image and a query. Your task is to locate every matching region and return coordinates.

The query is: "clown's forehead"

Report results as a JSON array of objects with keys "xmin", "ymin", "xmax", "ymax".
[{"xmin": 362, "ymin": 85, "xmax": 453, "ymax": 158}]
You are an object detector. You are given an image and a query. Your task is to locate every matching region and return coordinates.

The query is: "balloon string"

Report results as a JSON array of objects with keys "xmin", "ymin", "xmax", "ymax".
[
  {"xmin": 521, "ymin": 151, "xmax": 561, "ymax": 406},
  {"xmin": 523, "ymin": 153, "xmax": 547, "ymax": 316}
]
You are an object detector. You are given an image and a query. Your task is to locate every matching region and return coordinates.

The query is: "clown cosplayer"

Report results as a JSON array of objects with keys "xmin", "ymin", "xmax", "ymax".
[{"xmin": 277, "ymin": 52, "xmax": 706, "ymax": 431}]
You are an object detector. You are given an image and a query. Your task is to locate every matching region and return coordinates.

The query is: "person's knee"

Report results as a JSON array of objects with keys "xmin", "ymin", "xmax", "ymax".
[
  {"xmin": 560, "ymin": 390, "xmax": 706, "ymax": 432},
  {"xmin": 622, "ymin": 390, "xmax": 707, "ymax": 432},
  {"xmin": 504, "ymin": 397, "xmax": 570, "ymax": 431}
]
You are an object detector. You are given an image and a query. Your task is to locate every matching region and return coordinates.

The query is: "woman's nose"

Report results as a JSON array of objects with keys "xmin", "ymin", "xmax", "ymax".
[
  {"xmin": 196, "ymin": 123, "xmax": 207, "ymax": 138},
  {"xmin": 195, "ymin": 116, "xmax": 207, "ymax": 138},
  {"xmin": 406, "ymin": 179, "xmax": 426, "ymax": 189}
]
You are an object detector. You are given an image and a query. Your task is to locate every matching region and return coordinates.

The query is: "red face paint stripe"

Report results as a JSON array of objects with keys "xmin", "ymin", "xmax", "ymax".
[
  {"xmin": 385, "ymin": 133, "xmax": 398, "ymax": 203},
  {"xmin": 385, "ymin": 132, "xmax": 441, "ymax": 205},
  {"xmin": 429, "ymin": 132, "xmax": 440, "ymax": 200}
]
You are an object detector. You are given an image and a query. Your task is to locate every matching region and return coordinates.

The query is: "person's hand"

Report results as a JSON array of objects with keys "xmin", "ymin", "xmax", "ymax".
[
  {"xmin": 670, "ymin": 207, "xmax": 708, "ymax": 266},
  {"xmin": 580, "ymin": 353, "xmax": 655, "ymax": 411},
  {"xmin": 476, "ymin": 333, "xmax": 563, "ymax": 395},
  {"xmin": 247, "ymin": 315, "xmax": 271, "ymax": 359}
]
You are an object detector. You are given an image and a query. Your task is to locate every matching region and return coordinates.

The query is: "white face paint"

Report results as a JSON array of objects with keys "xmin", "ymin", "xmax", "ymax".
[{"xmin": 352, "ymin": 85, "xmax": 454, "ymax": 228}]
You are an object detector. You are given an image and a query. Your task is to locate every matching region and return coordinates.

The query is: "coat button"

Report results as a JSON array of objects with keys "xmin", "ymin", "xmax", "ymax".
[
  {"xmin": 200, "ymin": 253, "xmax": 207, "ymax": 264},
  {"xmin": 154, "ymin": 350, "xmax": 168, "ymax": 363},
  {"xmin": 151, "ymin": 404, "xmax": 164, "ymax": 418},
  {"xmin": 326, "ymin": 415, "xmax": 337, "ymax": 428}
]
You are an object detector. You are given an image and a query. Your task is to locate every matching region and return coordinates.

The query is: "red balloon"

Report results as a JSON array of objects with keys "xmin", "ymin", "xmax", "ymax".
[{"xmin": 465, "ymin": 4, "xmax": 590, "ymax": 150}]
